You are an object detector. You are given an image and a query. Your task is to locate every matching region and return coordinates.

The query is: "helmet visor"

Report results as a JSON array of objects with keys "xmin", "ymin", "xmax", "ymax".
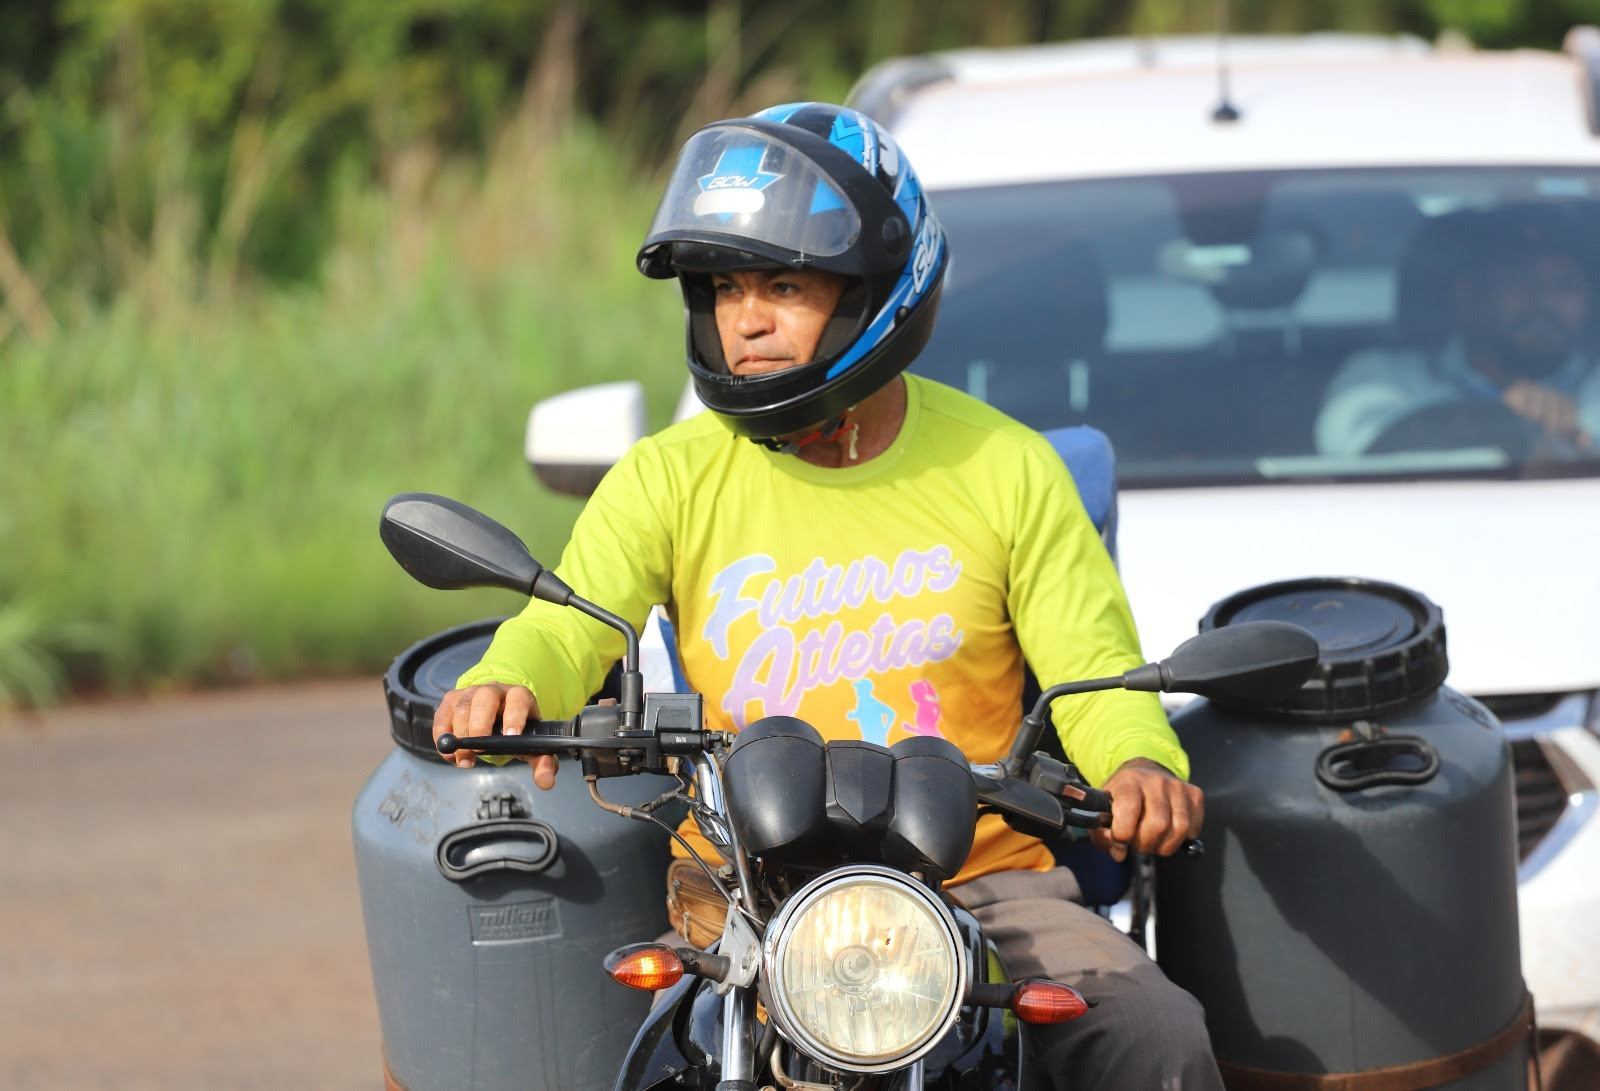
[{"xmin": 646, "ymin": 125, "xmax": 862, "ymax": 263}]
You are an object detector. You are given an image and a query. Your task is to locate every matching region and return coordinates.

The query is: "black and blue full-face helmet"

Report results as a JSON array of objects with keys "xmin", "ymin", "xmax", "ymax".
[{"xmin": 637, "ymin": 102, "xmax": 949, "ymax": 439}]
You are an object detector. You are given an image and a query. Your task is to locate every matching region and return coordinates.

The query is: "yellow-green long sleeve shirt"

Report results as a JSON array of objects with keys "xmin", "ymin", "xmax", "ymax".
[{"xmin": 459, "ymin": 375, "xmax": 1187, "ymax": 884}]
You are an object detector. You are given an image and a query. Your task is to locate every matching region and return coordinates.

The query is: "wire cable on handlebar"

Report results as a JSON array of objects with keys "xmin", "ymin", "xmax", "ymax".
[
  {"xmin": 585, "ymin": 775, "xmax": 736, "ymax": 909},
  {"xmin": 756, "ymin": 1018, "xmax": 779, "ymax": 1074}
]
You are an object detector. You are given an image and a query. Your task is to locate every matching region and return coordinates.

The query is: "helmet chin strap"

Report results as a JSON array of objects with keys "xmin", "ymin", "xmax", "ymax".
[{"xmin": 753, "ymin": 408, "xmax": 860, "ymax": 460}]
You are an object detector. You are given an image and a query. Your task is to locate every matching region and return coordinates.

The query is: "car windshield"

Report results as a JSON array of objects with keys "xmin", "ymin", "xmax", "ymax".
[{"xmin": 912, "ymin": 168, "xmax": 1600, "ymax": 486}]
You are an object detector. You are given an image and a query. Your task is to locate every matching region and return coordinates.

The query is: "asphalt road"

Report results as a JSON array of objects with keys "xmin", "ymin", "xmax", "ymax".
[{"xmin": 1, "ymin": 680, "xmax": 394, "ymax": 1090}]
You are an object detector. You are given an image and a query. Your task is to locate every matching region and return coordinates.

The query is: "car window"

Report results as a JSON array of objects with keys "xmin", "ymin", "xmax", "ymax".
[{"xmin": 914, "ymin": 168, "xmax": 1600, "ymax": 486}]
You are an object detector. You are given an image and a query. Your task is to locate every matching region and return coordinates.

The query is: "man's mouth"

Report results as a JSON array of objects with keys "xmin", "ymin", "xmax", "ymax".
[{"xmin": 734, "ymin": 355, "xmax": 792, "ymax": 373}]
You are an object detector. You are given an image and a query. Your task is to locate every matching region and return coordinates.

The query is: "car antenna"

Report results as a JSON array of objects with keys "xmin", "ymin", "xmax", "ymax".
[{"xmin": 1212, "ymin": 0, "xmax": 1241, "ymax": 123}]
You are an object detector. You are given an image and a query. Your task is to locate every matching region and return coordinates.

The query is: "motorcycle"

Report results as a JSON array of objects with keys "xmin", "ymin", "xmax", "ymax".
[{"xmin": 372, "ymin": 491, "xmax": 1322, "ymax": 1089}]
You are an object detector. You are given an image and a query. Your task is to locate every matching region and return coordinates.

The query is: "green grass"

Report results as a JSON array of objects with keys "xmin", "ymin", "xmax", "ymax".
[{"xmin": 0, "ymin": 119, "xmax": 684, "ymax": 706}]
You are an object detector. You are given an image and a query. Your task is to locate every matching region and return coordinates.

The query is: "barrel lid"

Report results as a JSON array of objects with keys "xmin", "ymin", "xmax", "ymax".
[
  {"xmin": 1199, "ymin": 578, "xmax": 1447, "ymax": 721},
  {"xmin": 382, "ymin": 617, "xmax": 507, "ymax": 761}
]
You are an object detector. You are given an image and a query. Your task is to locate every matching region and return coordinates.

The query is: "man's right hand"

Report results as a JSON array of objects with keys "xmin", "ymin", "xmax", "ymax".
[
  {"xmin": 1502, "ymin": 380, "xmax": 1591, "ymax": 447},
  {"xmin": 432, "ymin": 683, "xmax": 559, "ymax": 790}
]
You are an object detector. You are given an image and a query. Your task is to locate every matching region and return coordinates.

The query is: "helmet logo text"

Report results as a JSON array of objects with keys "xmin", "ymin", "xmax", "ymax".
[
  {"xmin": 695, "ymin": 144, "xmax": 784, "ymax": 219},
  {"xmin": 909, "ymin": 217, "xmax": 940, "ymax": 294}
]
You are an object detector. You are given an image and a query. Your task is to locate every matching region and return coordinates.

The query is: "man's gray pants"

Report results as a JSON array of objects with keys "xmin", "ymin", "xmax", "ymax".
[{"xmin": 953, "ymin": 866, "xmax": 1225, "ymax": 1091}]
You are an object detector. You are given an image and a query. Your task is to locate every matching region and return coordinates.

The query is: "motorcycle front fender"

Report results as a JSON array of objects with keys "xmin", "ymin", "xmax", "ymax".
[{"xmin": 611, "ymin": 974, "xmax": 702, "ymax": 1091}]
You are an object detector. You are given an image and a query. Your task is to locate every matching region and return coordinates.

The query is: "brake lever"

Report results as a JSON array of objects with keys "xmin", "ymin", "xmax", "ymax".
[
  {"xmin": 1021, "ymin": 753, "xmax": 1108, "ymax": 827},
  {"xmin": 970, "ymin": 772, "xmax": 1068, "ymax": 840}
]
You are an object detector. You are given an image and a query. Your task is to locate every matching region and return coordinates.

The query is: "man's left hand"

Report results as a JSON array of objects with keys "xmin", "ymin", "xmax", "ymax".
[{"xmin": 1090, "ymin": 758, "xmax": 1204, "ymax": 862}]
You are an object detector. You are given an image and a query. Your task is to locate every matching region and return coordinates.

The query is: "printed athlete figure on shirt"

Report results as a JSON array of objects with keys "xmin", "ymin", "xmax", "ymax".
[
  {"xmin": 1317, "ymin": 203, "xmax": 1600, "ymax": 458},
  {"xmin": 430, "ymin": 103, "xmax": 1223, "ymax": 1090}
]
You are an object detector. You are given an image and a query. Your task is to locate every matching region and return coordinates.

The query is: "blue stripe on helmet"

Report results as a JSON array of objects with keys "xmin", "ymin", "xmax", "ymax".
[
  {"xmin": 824, "ymin": 226, "xmax": 944, "ymax": 380},
  {"xmin": 754, "ymin": 102, "xmax": 809, "ymax": 124},
  {"xmin": 827, "ymin": 112, "xmax": 877, "ymax": 175}
]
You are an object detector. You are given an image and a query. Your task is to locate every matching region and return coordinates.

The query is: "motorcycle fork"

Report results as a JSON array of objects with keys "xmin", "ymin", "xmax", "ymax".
[{"xmin": 721, "ymin": 987, "xmax": 758, "ymax": 1082}]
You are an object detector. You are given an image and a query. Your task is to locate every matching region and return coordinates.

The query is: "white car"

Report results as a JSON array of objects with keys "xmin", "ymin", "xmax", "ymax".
[{"xmin": 527, "ymin": 32, "xmax": 1600, "ymax": 1057}]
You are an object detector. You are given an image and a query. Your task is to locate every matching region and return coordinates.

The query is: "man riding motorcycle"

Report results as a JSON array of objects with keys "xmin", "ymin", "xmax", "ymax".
[{"xmin": 433, "ymin": 101, "xmax": 1219, "ymax": 1090}]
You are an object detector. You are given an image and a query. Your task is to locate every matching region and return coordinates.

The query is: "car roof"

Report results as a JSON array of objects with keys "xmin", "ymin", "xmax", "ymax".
[{"xmin": 852, "ymin": 35, "xmax": 1600, "ymax": 189}]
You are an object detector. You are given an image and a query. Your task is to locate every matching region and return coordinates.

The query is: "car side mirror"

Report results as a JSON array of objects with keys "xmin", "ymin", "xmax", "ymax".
[{"xmin": 525, "ymin": 381, "xmax": 647, "ymax": 497}]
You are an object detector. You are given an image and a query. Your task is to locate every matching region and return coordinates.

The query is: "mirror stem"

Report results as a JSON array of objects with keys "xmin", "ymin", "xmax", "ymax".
[
  {"xmin": 619, "ymin": 668, "xmax": 644, "ymax": 729},
  {"xmin": 1029, "ymin": 676, "xmax": 1125, "ymax": 723},
  {"xmin": 567, "ymin": 597, "xmax": 645, "ymax": 729},
  {"xmin": 1003, "ymin": 675, "xmax": 1124, "ymax": 774}
]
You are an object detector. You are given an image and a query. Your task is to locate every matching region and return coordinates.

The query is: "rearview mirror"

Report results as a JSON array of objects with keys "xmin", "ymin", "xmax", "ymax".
[
  {"xmin": 380, "ymin": 493, "xmax": 547, "ymax": 595},
  {"xmin": 1124, "ymin": 621, "xmax": 1320, "ymax": 707}
]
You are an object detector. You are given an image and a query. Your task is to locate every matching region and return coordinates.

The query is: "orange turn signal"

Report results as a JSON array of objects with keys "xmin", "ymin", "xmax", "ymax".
[
  {"xmin": 603, "ymin": 943, "xmax": 685, "ymax": 991},
  {"xmin": 1011, "ymin": 980, "xmax": 1090, "ymax": 1024}
]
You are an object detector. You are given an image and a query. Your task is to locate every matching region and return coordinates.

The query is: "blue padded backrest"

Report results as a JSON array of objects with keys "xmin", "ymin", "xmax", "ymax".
[
  {"xmin": 1041, "ymin": 425, "xmax": 1118, "ymax": 562},
  {"xmin": 1038, "ymin": 425, "xmax": 1129, "ymax": 905}
]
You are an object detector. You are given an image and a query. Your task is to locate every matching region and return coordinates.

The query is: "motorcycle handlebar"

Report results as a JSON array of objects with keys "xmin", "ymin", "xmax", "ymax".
[
  {"xmin": 435, "ymin": 693, "xmax": 725, "ymax": 766},
  {"xmin": 437, "ymin": 709, "xmax": 1203, "ymax": 856},
  {"xmin": 436, "ymin": 729, "xmax": 721, "ymax": 758}
]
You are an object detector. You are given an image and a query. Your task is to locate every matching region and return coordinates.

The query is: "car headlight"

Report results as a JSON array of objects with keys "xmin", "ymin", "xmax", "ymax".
[{"xmin": 762, "ymin": 865, "xmax": 967, "ymax": 1074}]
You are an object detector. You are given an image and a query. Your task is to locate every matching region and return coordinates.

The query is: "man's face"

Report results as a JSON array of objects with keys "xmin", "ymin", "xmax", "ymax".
[
  {"xmin": 713, "ymin": 269, "xmax": 848, "ymax": 376},
  {"xmin": 1459, "ymin": 250, "xmax": 1590, "ymax": 377}
]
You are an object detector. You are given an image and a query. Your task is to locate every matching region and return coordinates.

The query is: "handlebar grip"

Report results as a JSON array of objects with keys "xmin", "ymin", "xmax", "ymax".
[{"xmin": 1068, "ymin": 787, "xmax": 1202, "ymax": 858}]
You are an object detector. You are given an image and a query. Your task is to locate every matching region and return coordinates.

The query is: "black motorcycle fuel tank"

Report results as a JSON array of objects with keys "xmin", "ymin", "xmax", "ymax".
[{"xmin": 1155, "ymin": 578, "xmax": 1529, "ymax": 1089}]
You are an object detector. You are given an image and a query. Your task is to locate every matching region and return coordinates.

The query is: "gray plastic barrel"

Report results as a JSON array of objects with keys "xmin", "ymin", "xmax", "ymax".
[
  {"xmin": 1155, "ymin": 578, "xmax": 1530, "ymax": 1089},
  {"xmin": 353, "ymin": 618, "xmax": 676, "ymax": 1091}
]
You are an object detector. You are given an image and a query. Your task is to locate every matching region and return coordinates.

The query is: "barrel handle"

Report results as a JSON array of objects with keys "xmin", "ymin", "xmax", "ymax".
[
  {"xmin": 435, "ymin": 819, "xmax": 560, "ymax": 882},
  {"xmin": 1316, "ymin": 733, "xmax": 1440, "ymax": 792}
]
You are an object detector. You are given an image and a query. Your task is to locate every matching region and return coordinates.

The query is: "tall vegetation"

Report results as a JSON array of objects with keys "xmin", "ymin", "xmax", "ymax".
[
  {"xmin": 0, "ymin": 9, "xmax": 692, "ymax": 704},
  {"xmin": 0, "ymin": 0, "xmax": 1588, "ymax": 708}
]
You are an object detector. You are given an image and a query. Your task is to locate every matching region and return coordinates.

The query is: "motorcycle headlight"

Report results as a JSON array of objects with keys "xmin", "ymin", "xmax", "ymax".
[{"xmin": 762, "ymin": 865, "xmax": 967, "ymax": 1074}]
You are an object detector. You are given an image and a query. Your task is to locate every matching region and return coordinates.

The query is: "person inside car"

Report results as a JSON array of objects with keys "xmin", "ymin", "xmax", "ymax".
[
  {"xmin": 432, "ymin": 102, "xmax": 1219, "ymax": 1090},
  {"xmin": 1316, "ymin": 205, "xmax": 1600, "ymax": 457}
]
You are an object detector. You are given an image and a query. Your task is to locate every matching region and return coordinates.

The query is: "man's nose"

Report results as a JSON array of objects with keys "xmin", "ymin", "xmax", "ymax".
[{"xmin": 732, "ymin": 294, "xmax": 775, "ymax": 337}]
